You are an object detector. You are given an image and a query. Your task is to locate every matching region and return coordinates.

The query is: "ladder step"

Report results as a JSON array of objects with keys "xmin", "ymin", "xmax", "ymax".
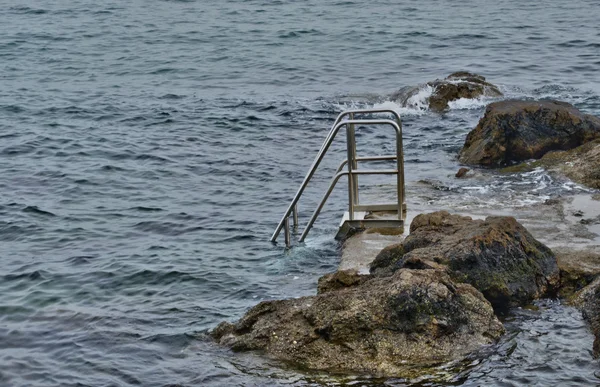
[
  {"xmin": 354, "ymin": 203, "xmax": 407, "ymax": 212},
  {"xmin": 336, "ymin": 211, "xmax": 404, "ymax": 240}
]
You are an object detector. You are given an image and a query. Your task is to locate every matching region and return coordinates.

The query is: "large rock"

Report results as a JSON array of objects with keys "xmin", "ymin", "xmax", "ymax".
[
  {"xmin": 212, "ymin": 269, "xmax": 504, "ymax": 376},
  {"xmin": 459, "ymin": 100, "xmax": 600, "ymax": 166},
  {"xmin": 370, "ymin": 211, "xmax": 560, "ymax": 312},
  {"xmin": 392, "ymin": 72, "xmax": 502, "ymax": 112}
]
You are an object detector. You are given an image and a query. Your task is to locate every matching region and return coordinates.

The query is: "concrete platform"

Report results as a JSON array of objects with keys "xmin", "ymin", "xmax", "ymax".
[
  {"xmin": 337, "ymin": 208, "xmax": 415, "ymax": 274},
  {"xmin": 339, "ymin": 229, "xmax": 405, "ymax": 274}
]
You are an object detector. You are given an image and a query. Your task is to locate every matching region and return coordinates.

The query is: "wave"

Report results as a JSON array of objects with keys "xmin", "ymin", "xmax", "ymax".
[
  {"xmin": 400, "ymin": 84, "xmax": 435, "ymax": 111},
  {"xmin": 447, "ymin": 97, "xmax": 490, "ymax": 110}
]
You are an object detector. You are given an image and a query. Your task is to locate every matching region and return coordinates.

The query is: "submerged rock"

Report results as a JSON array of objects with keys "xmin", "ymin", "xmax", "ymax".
[
  {"xmin": 212, "ymin": 269, "xmax": 503, "ymax": 376},
  {"xmin": 370, "ymin": 211, "xmax": 560, "ymax": 312},
  {"xmin": 455, "ymin": 167, "xmax": 471, "ymax": 178},
  {"xmin": 392, "ymin": 72, "xmax": 502, "ymax": 112},
  {"xmin": 459, "ymin": 100, "xmax": 600, "ymax": 166}
]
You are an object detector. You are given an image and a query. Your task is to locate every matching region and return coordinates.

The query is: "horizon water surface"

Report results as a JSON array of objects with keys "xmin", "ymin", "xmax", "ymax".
[{"xmin": 1, "ymin": 0, "xmax": 600, "ymax": 386}]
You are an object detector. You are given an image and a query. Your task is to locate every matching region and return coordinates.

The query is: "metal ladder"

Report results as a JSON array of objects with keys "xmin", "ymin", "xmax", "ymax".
[{"xmin": 270, "ymin": 109, "xmax": 405, "ymax": 247}]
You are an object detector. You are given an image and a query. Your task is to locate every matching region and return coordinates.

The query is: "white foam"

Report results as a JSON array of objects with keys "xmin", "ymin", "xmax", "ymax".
[
  {"xmin": 371, "ymin": 100, "xmax": 427, "ymax": 116},
  {"xmin": 447, "ymin": 97, "xmax": 490, "ymax": 110},
  {"xmin": 461, "ymin": 186, "xmax": 490, "ymax": 193},
  {"xmin": 334, "ymin": 99, "xmax": 428, "ymax": 117},
  {"xmin": 499, "ymin": 83, "xmax": 591, "ymax": 107},
  {"xmin": 404, "ymin": 84, "xmax": 435, "ymax": 111}
]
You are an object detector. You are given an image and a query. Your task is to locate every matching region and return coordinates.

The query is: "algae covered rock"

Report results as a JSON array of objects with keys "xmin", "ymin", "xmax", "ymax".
[
  {"xmin": 459, "ymin": 100, "xmax": 600, "ymax": 166},
  {"xmin": 392, "ymin": 72, "xmax": 502, "ymax": 112},
  {"xmin": 211, "ymin": 269, "xmax": 503, "ymax": 376},
  {"xmin": 316, "ymin": 269, "xmax": 369, "ymax": 294},
  {"xmin": 370, "ymin": 211, "xmax": 560, "ymax": 312}
]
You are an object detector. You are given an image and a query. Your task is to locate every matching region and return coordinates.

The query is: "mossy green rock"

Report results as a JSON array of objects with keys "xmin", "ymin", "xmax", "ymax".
[
  {"xmin": 459, "ymin": 100, "xmax": 600, "ymax": 166},
  {"xmin": 212, "ymin": 269, "xmax": 503, "ymax": 377},
  {"xmin": 370, "ymin": 211, "xmax": 560, "ymax": 312}
]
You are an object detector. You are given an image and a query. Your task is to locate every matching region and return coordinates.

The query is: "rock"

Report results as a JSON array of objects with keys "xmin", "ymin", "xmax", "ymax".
[
  {"xmin": 459, "ymin": 100, "xmax": 600, "ymax": 166},
  {"xmin": 579, "ymin": 278, "xmax": 600, "ymax": 356},
  {"xmin": 211, "ymin": 269, "xmax": 504, "ymax": 376},
  {"xmin": 539, "ymin": 138, "xmax": 600, "ymax": 189},
  {"xmin": 370, "ymin": 243, "xmax": 405, "ymax": 276},
  {"xmin": 543, "ymin": 198, "xmax": 561, "ymax": 206},
  {"xmin": 499, "ymin": 140, "xmax": 600, "ymax": 189},
  {"xmin": 555, "ymin": 249, "xmax": 600, "ymax": 299},
  {"xmin": 370, "ymin": 211, "xmax": 560, "ymax": 312},
  {"xmin": 392, "ymin": 72, "xmax": 502, "ymax": 113},
  {"xmin": 316, "ymin": 269, "xmax": 369, "ymax": 294},
  {"xmin": 455, "ymin": 167, "xmax": 470, "ymax": 178},
  {"xmin": 428, "ymin": 72, "xmax": 502, "ymax": 112}
]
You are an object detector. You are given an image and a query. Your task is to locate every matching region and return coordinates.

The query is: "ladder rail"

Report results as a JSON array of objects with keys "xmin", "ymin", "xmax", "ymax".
[
  {"xmin": 335, "ymin": 155, "xmax": 398, "ymax": 174},
  {"xmin": 270, "ymin": 110, "xmax": 404, "ymax": 246},
  {"xmin": 299, "ymin": 168, "xmax": 401, "ymax": 242},
  {"xmin": 270, "ymin": 118, "xmax": 400, "ymax": 242},
  {"xmin": 270, "ymin": 109, "xmax": 402, "ymax": 243}
]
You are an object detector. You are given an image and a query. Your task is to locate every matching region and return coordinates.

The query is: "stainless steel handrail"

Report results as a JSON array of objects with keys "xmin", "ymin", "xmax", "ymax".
[
  {"xmin": 270, "ymin": 109, "xmax": 402, "ymax": 243},
  {"xmin": 335, "ymin": 155, "xmax": 398, "ymax": 174},
  {"xmin": 270, "ymin": 110, "xmax": 404, "ymax": 246},
  {"xmin": 299, "ymin": 168, "xmax": 400, "ymax": 242}
]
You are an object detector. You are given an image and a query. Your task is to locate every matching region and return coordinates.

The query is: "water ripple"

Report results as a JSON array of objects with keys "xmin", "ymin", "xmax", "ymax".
[{"xmin": 0, "ymin": 0, "xmax": 599, "ymax": 385}]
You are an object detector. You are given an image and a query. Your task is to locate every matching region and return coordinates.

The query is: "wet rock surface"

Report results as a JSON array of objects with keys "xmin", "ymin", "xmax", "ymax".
[
  {"xmin": 579, "ymin": 278, "xmax": 600, "ymax": 356},
  {"xmin": 539, "ymin": 138, "xmax": 600, "ymax": 189},
  {"xmin": 459, "ymin": 100, "xmax": 600, "ymax": 166},
  {"xmin": 455, "ymin": 167, "xmax": 471, "ymax": 178},
  {"xmin": 370, "ymin": 211, "xmax": 560, "ymax": 312},
  {"xmin": 211, "ymin": 268, "xmax": 503, "ymax": 376},
  {"xmin": 212, "ymin": 203, "xmax": 600, "ymax": 376},
  {"xmin": 556, "ymin": 249, "xmax": 600, "ymax": 299},
  {"xmin": 316, "ymin": 269, "xmax": 369, "ymax": 294},
  {"xmin": 392, "ymin": 72, "xmax": 502, "ymax": 112}
]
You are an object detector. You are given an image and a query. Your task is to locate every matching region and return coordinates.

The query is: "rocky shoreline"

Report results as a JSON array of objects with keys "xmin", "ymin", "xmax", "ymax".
[{"xmin": 210, "ymin": 74, "xmax": 600, "ymax": 379}]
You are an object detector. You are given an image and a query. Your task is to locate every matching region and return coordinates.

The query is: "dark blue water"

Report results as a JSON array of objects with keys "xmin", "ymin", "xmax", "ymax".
[{"xmin": 1, "ymin": 1, "xmax": 600, "ymax": 386}]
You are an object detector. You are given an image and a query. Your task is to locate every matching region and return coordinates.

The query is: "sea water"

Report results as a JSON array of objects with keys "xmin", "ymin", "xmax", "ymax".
[{"xmin": 1, "ymin": 0, "xmax": 600, "ymax": 385}]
